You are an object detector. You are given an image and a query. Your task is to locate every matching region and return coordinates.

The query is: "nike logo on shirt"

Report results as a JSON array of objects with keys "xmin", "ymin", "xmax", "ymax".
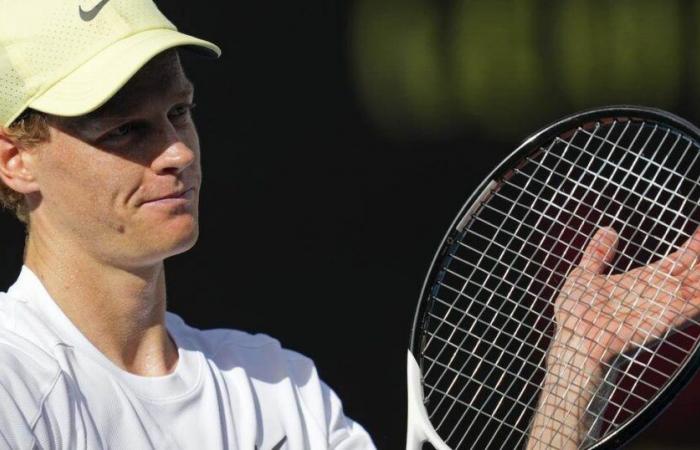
[
  {"xmin": 79, "ymin": 0, "xmax": 112, "ymax": 21},
  {"xmin": 255, "ymin": 436, "xmax": 287, "ymax": 450}
]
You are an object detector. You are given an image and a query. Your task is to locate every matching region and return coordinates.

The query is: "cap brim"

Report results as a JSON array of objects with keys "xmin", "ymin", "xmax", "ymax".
[{"xmin": 28, "ymin": 28, "xmax": 221, "ymax": 118}]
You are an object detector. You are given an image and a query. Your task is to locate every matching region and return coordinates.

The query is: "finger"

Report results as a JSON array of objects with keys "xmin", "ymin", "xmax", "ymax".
[
  {"xmin": 635, "ymin": 293, "xmax": 700, "ymax": 338},
  {"xmin": 679, "ymin": 270, "xmax": 700, "ymax": 304},
  {"xmin": 652, "ymin": 226, "xmax": 700, "ymax": 276},
  {"xmin": 578, "ymin": 227, "xmax": 619, "ymax": 275},
  {"xmin": 621, "ymin": 277, "xmax": 700, "ymax": 337}
]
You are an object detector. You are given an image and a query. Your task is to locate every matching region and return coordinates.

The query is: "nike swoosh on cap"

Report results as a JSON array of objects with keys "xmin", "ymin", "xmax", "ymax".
[
  {"xmin": 254, "ymin": 436, "xmax": 287, "ymax": 450},
  {"xmin": 79, "ymin": 0, "xmax": 112, "ymax": 22}
]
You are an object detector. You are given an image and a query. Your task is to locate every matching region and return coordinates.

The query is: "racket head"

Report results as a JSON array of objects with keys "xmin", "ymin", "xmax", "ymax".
[{"xmin": 408, "ymin": 106, "xmax": 700, "ymax": 450}]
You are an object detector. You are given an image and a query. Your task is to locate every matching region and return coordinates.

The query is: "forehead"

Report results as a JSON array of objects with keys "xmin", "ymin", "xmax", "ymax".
[
  {"xmin": 54, "ymin": 50, "xmax": 193, "ymax": 128},
  {"xmin": 103, "ymin": 50, "xmax": 192, "ymax": 113}
]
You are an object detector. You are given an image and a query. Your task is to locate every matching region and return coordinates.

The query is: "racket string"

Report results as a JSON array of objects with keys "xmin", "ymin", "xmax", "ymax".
[
  {"xmin": 463, "ymin": 218, "xmax": 700, "ymax": 337},
  {"xmin": 436, "ymin": 259, "xmax": 699, "ymax": 360},
  {"xmin": 574, "ymin": 127, "xmax": 700, "ymax": 194},
  {"xmin": 424, "ymin": 311, "xmax": 662, "ymax": 406},
  {"xmin": 417, "ymin": 117, "xmax": 700, "ymax": 449}
]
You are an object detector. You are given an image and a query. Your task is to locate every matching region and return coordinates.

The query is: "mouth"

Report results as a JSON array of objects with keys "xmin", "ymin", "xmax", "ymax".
[{"xmin": 142, "ymin": 188, "xmax": 195, "ymax": 206}]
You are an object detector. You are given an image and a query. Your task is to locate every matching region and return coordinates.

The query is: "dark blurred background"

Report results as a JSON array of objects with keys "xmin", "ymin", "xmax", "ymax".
[{"xmin": 1, "ymin": 0, "xmax": 699, "ymax": 448}]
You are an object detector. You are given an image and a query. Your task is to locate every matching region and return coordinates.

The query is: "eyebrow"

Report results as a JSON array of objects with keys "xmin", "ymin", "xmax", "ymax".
[
  {"xmin": 101, "ymin": 81, "xmax": 195, "ymax": 117},
  {"xmin": 63, "ymin": 80, "xmax": 196, "ymax": 132}
]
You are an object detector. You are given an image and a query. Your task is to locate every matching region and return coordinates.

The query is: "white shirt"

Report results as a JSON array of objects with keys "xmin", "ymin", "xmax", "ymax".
[{"xmin": 0, "ymin": 266, "xmax": 375, "ymax": 450}]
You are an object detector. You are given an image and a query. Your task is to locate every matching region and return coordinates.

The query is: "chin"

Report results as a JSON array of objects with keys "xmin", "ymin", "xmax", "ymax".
[
  {"xmin": 167, "ymin": 223, "xmax": 200, "ymax": 255},
  {"xmin": 148, "ymin": 220, "xmax": 200, "ymax": 260}
]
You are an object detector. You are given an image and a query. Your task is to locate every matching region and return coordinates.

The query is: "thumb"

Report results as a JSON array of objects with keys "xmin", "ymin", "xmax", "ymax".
[{"xmin": 578, "ymin": 227, "xmax": 619, "ymax": 275}]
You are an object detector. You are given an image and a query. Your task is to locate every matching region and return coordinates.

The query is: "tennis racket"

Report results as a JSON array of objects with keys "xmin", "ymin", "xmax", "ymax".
[{"xmin": 406, "ymin": 106, "xmax": 700, "ymax": 450}]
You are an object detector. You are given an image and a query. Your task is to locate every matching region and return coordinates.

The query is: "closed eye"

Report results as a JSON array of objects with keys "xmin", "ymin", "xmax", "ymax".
[
  {"xmin": 169, "ymin": 103, "xmax": 197, "ymax": 121},
  {"xmin": 95, "ymin": 121, "xmax": 149, "ymax": 147},
  {"xmin": 105, "ymin": 122, "xmax": 140, "ymax": 139}
]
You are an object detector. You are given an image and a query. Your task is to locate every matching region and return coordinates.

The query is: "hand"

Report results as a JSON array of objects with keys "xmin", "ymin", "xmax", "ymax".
[
  {"xmin": 526, "ymin": 226, "xmax": 700, "ymax": 450},
  {"xmin": 554, "ymin": 226, "xmax": 700, "ymax": 368}
]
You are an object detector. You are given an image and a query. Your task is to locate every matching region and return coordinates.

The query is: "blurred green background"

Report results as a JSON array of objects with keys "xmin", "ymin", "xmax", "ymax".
[{"xmin": 351, "ymin": 0, "xmax": 696, "ymax": 143}]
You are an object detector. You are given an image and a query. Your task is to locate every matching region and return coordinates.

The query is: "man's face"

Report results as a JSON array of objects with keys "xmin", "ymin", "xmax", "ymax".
[{"xmin": 27, "ymin": 51, "xmax": 202, "ymax": 269}]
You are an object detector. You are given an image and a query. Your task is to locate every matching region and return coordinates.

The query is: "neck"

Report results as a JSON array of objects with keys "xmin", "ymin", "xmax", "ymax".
[{"xmin": 24, "ymin": 229, "xmax": 178, "ymax": 377}]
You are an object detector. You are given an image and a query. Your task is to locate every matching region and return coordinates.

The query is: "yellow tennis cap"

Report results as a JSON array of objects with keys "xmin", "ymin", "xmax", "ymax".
[{"xmin": 0, "ymin": 0, "xmax": 221, "ymax": 127}]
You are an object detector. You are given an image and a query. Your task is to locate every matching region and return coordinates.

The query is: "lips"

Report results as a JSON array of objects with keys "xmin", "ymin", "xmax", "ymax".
[{"xmin": 142, "ymin": 188, "xmax": 193, "ymax": 205}]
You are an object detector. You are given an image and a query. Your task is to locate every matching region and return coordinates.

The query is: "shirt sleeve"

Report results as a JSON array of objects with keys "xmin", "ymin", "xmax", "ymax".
[
  {"xmin": 0, "ymin": 345, "xmax": 76, "ymax": 450},
  {"xmin": 322, "ymin": 380, "xmax": 376, "ymax": 450},
  {"xmin": 0, "ymin": 380, "xmax": 37, "ymax": 450}
]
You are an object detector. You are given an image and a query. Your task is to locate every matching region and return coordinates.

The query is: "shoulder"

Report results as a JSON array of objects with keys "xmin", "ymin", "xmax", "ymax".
[
  {"xmin": 0, "ymin": 293, "xmax": 66, "ymax": 416},
  {"xmin": 0, "ymin": 322, "xmax": 63, "ymax": 393},
  {"xmin": 0, "ymin": 295, "xmax": 61, "ymax": 386},
  {"xmin": 0, "ymin": 293, "xmax": 64, "ymax": 393},
  {"xmin": 0, "ymin": 321, "xmax": 62, "ymax": 373},
  {"xmin": 0, "ymin": 327, "xmax": 64, "ymax": 444}
]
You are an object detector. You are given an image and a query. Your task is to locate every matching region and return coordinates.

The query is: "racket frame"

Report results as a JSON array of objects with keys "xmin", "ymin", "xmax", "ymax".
[{"xmin": 407, "ymin": 105, "xmax": 700, "ymax": 450}]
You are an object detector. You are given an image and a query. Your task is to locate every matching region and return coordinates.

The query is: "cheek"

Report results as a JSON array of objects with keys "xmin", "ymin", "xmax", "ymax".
[{"xmin": 38, "ymin": 145, "xmax": 140, "ymax": 218}]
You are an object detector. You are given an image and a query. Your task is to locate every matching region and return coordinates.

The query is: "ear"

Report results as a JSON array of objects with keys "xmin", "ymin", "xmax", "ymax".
[{"xmin": 0, "ymin": 130, "xmax": 40, "ymax": 195}]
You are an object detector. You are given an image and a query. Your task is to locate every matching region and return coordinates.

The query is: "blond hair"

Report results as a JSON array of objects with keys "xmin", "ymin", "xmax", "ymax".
[{"xmin": 1, "ymin": 110, "xmax": 50, "ymax": 225}]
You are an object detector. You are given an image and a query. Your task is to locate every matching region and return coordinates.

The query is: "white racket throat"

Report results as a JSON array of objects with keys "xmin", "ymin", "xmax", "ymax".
[{"xmin": 407, "ymin": 351, "xmax": 451, "ymax": 450}]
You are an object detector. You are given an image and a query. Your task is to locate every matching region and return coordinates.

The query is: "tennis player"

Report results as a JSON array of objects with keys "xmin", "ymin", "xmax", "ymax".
[
  {"xmin": 0, "ymin": 1, "xmax": 374, "ymax": 449},
  {"xmin": 527, "ymin": 226, "xmax": 700, "ymax": 449}
]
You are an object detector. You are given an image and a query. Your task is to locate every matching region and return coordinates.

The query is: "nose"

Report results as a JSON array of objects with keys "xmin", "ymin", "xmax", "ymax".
[{"xmin": 151, "ymin": 125, "xmax": 197, "ymax": 175}]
